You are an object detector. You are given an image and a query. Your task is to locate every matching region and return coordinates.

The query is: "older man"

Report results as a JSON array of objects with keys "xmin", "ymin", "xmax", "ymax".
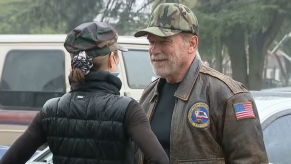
[{"xmin": 135, "ymin": 3, "xmax": 268, "ymax": 164}]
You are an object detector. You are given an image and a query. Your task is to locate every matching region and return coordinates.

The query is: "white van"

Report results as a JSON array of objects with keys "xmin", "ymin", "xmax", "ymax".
[{"xmin": 0, "ymin": 35, "xmax": 201, "ymax": 146}]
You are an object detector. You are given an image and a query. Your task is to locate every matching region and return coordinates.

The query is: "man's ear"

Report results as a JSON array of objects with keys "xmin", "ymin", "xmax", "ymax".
[{"xmin": 189, "ymin": 35, "xmax": 198, "ymax": 54}]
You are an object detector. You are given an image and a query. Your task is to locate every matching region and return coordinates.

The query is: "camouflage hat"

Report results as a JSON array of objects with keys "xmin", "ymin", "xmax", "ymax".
[
  {"xmin": 64, "ymin": 22, "xmax": 128, "ymax": 57},
  {"xmin": 134, "ymin": 3, "xmax": 198, "ymax": 37}
]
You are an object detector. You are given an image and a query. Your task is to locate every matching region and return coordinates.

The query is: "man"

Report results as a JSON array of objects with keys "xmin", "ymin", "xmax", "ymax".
[{"xmin": 134, "ymin": 3, "xmax": 268, "ymax": 164}]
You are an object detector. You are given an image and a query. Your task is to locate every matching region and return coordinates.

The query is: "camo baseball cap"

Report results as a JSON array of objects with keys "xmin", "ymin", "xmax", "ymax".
[
  {"xmin": 134, "ymin": 3, "xmax": 198, "ymax": 37},
  {"xmin": 64, "ymin": 22, "xmax": 128, "ymax": 57}
]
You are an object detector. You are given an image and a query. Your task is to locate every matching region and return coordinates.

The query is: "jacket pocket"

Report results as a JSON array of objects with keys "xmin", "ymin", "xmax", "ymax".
[{"xmin": 178, "ymin": 158, "xmax": 225, "ymax": 164}]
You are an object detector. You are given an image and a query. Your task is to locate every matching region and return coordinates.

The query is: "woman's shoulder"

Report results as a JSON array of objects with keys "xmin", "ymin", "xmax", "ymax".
[
  {"xmin": 42, "ymin": 97, "xmax": 61, "ymax": 113},
  {"xmin": 43, "ymin": 92, "xmax": 73, "ymax": 109},
  {"xmin": 126, "ymin": 98, "xmax": 139, "ymax": 108}
]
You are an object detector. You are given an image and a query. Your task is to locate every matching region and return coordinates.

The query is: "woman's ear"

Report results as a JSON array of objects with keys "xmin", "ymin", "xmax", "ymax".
[{"xmin": 108, "ymin": 52, "xmax": 114, "ymax": 68}]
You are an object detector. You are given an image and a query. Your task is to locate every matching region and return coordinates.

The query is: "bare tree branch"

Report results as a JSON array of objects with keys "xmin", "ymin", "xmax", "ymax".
[
  {"xmin": 263, "ymin": 13, "xmax": 285, "ymax": 50},
  {"xmin": 135, "ymin": 0, "xmax": 156, "ymax": 14},
  {"xmin": 274, "ymin": 52, "xmax": 287, "ymax": 82},
  {"xmin": 101, "ymin": 0, "xmax": 113, "ymax": 22}
]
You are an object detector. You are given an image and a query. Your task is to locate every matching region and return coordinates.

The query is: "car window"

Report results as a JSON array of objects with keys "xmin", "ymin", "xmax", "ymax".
[
  {"xmin": 122, "ymin": 50, "xmax": 158, "ymax": 89},
  {"xmin": 263, "ymin": 114, "xmax": 291, "ymax": 164},
  {"xmin": 0, "ymin": 50, "xmax": 66, "ymax": 110}
]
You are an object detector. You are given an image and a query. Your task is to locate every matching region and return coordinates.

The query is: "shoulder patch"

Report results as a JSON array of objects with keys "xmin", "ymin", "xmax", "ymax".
[
  {"xmin": 233, "ymin": 102, "xmax": 255, "ymax": 120},
  {"xmin": 199, "ymin": 65, "xmax": 247, "ymax": 94},
  {"xmin": 188, "ymin": 102, "xmax": 210, "ymax": 128}
]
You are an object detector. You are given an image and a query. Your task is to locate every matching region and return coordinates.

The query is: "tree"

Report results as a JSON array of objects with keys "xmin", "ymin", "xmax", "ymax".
[
  {"xmin": 0, "ymin": 0, "xmax": 152, "ymax": 34},
  {"xmin": 195, "ymin": 0, "xmax": 251, "ymax": 86},
  {"xmin": 0, "ymin": 0, "xmax": 31, "ymax": 34},
  {"xmin": 270, "ymin": 20, "xmax": 291, "ymax": 86},
  {"xmin": 10, "ymin": 0, "xmax": 150, "ymax": 35},
  {"xmin": 0, "ymin": 0, "xmax": 66, "ymax": 34},
  {"xmin": 281, "ymin": 38, "xmax": 291, "ymax": 86},
  {"xmin": 247, "ymin": 0, "xmax": 290, "ymax": 90},
  {"xmin": 195, "ymin": 0, "xmax": 291, "ymax": 90}
]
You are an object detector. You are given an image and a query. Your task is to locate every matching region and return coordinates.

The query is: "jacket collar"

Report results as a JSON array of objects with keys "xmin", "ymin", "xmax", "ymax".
[
  {"xmin": 150, "ymin": 56, "xmax": 201, "ymax": 102},
  {"xmin": 69, "ymin": 71, "xmax": 122, "ymax": 95}
]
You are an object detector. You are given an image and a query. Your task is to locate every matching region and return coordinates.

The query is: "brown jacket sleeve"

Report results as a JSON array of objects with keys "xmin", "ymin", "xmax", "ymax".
[{"xmin": 222, "ymin": 92, "xmax": 268, "ymax": 164}]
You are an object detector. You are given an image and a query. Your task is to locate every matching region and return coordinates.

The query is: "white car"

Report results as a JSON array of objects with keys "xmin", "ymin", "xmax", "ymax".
[
  {"xmin": 27, "ymin": 91, "xmax": 291, "ymax": 164},
  {"xmin": 251, "ymin": 91, "xmax": 291, "ymax": 164}
]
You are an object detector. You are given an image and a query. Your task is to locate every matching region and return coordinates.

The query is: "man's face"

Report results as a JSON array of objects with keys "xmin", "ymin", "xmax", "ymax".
[{"xmin": 147, "ymin": 33, "xmax": 190, "ymax": 78}]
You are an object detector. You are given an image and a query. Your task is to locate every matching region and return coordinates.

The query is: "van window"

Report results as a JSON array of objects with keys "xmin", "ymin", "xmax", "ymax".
[
  {"xmin": 0, "ymin": 50, "xmax": 66, "ymax": 110},
  {"xmin": 122, "ymin": 50, "xmax": 158, "ymax": 89}
]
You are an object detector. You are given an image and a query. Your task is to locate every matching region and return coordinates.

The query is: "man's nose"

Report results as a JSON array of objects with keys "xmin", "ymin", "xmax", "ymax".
[{"xmin": 150, "ymin": 44, "xmax": 162, "ymax": 55}]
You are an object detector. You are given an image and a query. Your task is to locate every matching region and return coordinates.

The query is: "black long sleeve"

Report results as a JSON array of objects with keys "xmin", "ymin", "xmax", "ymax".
[
  {"xmin": 0, "ymin": 112, "xmax": 47, "ymax": 164},
  {"xmin": 124, "ymin": 100, "xmax": 169, "ymax": 164}
]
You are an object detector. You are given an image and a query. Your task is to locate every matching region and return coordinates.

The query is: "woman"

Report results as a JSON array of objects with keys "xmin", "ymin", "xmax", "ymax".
[{"xmin": 0, "ymin": 22, "xmax": 169, "ymax": 164}]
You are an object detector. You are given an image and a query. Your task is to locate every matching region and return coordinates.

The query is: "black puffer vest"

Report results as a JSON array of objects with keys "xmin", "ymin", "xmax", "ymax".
[{"xmin": 41, "ymin": 71, "xmax": 136, "ymax": 164}]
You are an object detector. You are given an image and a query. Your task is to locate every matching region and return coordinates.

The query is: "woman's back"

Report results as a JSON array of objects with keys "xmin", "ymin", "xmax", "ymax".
[{"xmin": 42, "ymin": 71, "xmax": 135, "ymax": 163}]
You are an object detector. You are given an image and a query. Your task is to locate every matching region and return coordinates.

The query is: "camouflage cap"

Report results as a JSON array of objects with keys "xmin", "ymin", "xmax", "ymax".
[
  {"xmin": 134, "ymin": 3, "xmax": 198, "ymax": 37},
  {"xmin": 64, "ymin": 22, "xmax": 127, "ymax": 57}
]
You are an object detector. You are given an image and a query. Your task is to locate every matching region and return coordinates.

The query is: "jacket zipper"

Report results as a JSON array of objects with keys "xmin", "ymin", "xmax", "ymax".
[
  {"xmin": 149, "ymin": 97, "xmax": 159, "ymax": 121},
  {"xmin": 169, "ymin": 98, "xmax": 177, "ymax": 163}
]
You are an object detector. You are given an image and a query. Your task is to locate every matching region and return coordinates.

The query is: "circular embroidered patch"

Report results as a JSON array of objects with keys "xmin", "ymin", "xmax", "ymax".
[{"xmin": 188, "ymin": 102, "xmax": 210, "ymax": 128}]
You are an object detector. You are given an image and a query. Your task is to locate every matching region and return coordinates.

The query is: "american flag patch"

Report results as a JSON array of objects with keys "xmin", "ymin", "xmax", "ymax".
[{"xmin": 233, "ymin": 102, "xmax": 255, "ymax": 120}]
